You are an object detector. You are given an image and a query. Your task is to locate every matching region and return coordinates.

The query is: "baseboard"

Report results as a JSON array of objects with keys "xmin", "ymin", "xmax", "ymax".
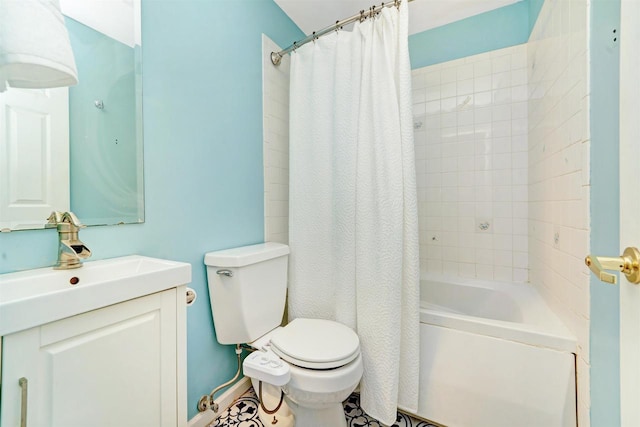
[{"xmin": 188, "ymin": 377, "xmax": 251, "ymax": 427}]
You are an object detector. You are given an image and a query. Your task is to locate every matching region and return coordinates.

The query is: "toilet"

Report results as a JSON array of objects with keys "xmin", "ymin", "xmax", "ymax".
[{"xmin": 204, "ymin": 242, "xmax": 363, "ymax": 427}]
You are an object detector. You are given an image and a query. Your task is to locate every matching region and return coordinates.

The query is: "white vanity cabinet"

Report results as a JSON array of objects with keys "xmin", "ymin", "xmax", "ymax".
[{"xmin": 0, "ymin": 256, "xmax": 190, "ymax": 427}]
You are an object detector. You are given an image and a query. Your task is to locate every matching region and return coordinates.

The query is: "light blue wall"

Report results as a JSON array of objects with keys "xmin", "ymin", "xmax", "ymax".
[
  {"xmin": 0, "ymin": 0, "xmax": 303, "ymax": 420},
  {"xmin": 407, "ymin": 0, "xmax": 546, "ymax": 70},
  {"xmin": 527, "ymin": 0, "xmax": 545, "ymax": 34},
  {"xmin": 408, "ymin": 1, "xmax": 529, "ymax": 69},
  {"xmin": 589, "ymin": 0, "xmax": 621, "ymax": 424}
]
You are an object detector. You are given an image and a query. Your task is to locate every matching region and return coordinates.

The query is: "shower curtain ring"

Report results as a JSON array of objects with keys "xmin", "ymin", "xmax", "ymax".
[
  {"xmin": 360, "ymin": 10, "xmax": 365, "ymax": 22},
  {"xmin": 293, "ymin": 41, "xmax": 298, "ymax": 51}
]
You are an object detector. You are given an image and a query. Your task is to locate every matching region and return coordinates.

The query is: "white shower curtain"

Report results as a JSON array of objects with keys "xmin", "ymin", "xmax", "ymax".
[{"xmin": 287, "ymin": 2, "xmax": 419, "ymax": 425}]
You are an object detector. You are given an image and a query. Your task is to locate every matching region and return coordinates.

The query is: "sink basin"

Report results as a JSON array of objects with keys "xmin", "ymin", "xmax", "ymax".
[{"xmin": 0, "ymin": 255, "xmax": 192, "ymax": 336}]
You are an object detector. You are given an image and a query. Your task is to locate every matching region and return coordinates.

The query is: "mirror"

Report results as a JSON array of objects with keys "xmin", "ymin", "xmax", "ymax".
[{"xmin": 0, "ymin": 0, "xmax": 143, "ymax": 231}]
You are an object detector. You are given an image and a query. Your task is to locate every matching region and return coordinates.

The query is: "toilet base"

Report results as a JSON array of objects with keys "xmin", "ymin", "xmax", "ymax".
[
  {"xmin": 249, "ymin": 353, "xmax": 363, "ymax": 427},
  {"xmin": 252, "ymin": 379, "xmax": 350, "ymax": 427},
  {"xmin": 254, "ymin": 381, "xmax": 295, "ymax": 427},
  {"xmin": 285, "ymin": 397, "xmax": 347, "ymax": 427}
]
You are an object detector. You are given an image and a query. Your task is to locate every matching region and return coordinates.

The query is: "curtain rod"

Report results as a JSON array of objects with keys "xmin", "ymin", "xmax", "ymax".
[{"xmin": 271, "ymin": 0, "xmax": 414, "ymax": 66}]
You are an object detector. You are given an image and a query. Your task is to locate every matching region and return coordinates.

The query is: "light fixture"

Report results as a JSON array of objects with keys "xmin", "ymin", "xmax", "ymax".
[{"xmin": 0, "ymin": 0, "xmax": 78, "ymax": 92}]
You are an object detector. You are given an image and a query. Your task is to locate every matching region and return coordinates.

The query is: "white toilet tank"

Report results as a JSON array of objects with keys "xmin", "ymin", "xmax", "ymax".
[{"xmin": 204, "ymin": 242, "xmax": 289, "ymax": 345}]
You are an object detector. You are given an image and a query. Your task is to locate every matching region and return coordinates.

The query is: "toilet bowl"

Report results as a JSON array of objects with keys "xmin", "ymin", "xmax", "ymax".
[
  {"xmin": 282, "ymin": 354, "xmax": 363, "ymax": 426},
  {"xmin": 204, "ymin": 243, "xmax": 363, "ymax": 427},
  {"xmin": 253, "ymin": 354, "xmax": 363, "ymax": 427},
  {"xmin": 249, "ymin": 318, "xmax": 363, "ymax": 427}
]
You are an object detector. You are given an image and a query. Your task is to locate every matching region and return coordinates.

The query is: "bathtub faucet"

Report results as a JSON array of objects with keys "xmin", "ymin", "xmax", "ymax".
[{"xmin": 47, "ymin": 211, "xmax": 92, "ymax": 269}]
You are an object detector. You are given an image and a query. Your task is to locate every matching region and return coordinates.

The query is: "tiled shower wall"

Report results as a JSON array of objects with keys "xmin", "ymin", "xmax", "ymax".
[
  {"xmin": 263, "ymin": 35, "xmax": 290, "ymax": 244},
  {"xmin": 412, "ymin": 44, "xmax": 529, "ymax": 282},
  {"xmin": 527, "ymin": 0, "xmax": 591, "ymax": 424}
]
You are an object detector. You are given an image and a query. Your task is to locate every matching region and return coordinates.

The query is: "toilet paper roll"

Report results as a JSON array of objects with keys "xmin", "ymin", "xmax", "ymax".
[{"xmin": 186, "ymin": 288, "xmax": 197, "ymax": 306}]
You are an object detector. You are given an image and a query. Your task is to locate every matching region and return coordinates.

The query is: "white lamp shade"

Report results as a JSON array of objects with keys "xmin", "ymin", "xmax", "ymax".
[{"xmin": 0, "ymin": 0, "xmax": 78, "ymax": 92}]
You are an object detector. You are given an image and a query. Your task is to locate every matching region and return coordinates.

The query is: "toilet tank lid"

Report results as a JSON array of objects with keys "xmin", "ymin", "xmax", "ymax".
[{"xmin": 204, "ymin": 242, "xmax": 289, "ymax": 267}]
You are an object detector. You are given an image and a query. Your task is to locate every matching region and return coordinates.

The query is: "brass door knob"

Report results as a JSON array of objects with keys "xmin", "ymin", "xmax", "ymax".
[{"xmin": 585, "ymin": 247, "xmax": 640, "ymax": 284}]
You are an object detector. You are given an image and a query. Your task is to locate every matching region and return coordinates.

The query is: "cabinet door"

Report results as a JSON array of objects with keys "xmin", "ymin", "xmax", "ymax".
[{"xmin": 1, "ymin": 289, "xmax": 178, "ymax": 427}]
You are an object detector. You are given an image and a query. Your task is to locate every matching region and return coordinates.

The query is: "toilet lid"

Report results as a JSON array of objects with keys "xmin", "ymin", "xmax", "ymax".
[{"xmin": 270, "ymin": 318, "xmax": 360, "ymax": 370}]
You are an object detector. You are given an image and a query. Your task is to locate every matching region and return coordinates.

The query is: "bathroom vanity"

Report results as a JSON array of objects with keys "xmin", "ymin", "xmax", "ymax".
[{"xmin": 0, "ymin": 256, "xmax": 191, "ymax": 427}]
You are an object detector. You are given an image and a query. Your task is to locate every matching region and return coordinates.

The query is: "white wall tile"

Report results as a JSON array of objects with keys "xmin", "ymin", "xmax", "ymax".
[
  {"xmin": 492, "ymin": 71, "xmax": 512, "ymax": 90},
  {"xmin": 474, "ymin": 107, "xmax": 492, "ymax": 124},
  {"xmin": 528, "ymin": 0, "xmax": 590, "ymax": 421},
  {"xmin": 458, "ymin": 79, "xmax": 474, "ymax": 95},
  {"xmin": 494, "ymin": 266, "xmax": 513, "ymax": 281},
  {"xmin": 425, "ymin": 70, "xmax": 441, "ymax": 87},
  {"xmin": 442, "ymin": 82, "xmax": 456, "ymax": 98},
  {"xmin": 425, "ymin": 86, "xmax": 440, "ymax": 102},
  {"xmin": 475, "ymin": 264, "xmax": 493, "ymax": 280},
  {"xmin": 492, "ymin": 105, "xmax": 512, "ymax": 121},
  {"xmin": 457, "ymin": 63, "xmax": 475, "ymax": 80},
  {"xmin": 414, "ymin": 44, "xmax": 529, "ymax": 283},
  {"xmin": 474, "ymin": 76, "xmax": 492, "ymax": 93},
  {"xmin": 473, "ymin": 59, "xmax": 492, "ymax": 77},
  {"xmin": 475, "ymin": 91, "xmax": 492, "ymax": 107},
  {"xmin": 492, "ymin": 55, "xmax": 511, "ymax": 73},
  {"xmin": 263, "ymin": 35, "xmax": 290, "ymax": 245}
]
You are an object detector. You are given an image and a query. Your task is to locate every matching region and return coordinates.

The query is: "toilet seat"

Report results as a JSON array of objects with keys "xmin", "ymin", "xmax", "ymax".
[{"xmin": 270, "ymin": 318, "xmax": 360, "ymax": 370}]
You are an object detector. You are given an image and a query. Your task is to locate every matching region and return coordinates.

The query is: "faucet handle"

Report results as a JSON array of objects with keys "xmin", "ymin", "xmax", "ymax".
[
  {"xmin": 46, "ymin": 211, "xmax": 85, "ymax": 230},
  {"xmin": 47, "ymin": 211, "xmax": 84, "ymax": 226},
  {"xmin": 46, "ymin": 211, "xmax": 64, "ymax": 226},
  {"xmin": 61, "ymin": 211, "xmax": 84, "ymax": 228}
]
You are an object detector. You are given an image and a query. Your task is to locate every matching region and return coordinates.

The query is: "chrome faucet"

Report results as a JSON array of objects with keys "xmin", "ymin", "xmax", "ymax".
[{"xmin": 47, "ymin": 211, "xmax": 92, "ymax": 269}]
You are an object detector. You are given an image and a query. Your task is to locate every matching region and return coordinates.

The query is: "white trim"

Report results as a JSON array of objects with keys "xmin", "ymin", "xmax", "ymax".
[{"xmin": 187, "ymin": 377, "xmax": 251, "ymax": 427}]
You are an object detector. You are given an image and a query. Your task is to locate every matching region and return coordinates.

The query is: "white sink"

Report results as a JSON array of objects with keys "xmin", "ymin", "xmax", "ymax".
[{"xmin": 0, "ymin": 255, "xmax": 192, "ymax": 336}]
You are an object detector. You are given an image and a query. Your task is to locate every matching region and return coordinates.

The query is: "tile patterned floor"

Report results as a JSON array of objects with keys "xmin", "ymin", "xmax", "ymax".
[{"xmin": 210, "ymin": 387, "xmax": 438, "ymax": 427}]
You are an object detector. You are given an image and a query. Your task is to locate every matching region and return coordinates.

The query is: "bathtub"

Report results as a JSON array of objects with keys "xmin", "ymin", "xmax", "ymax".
[{"xmin": 405, "ymin": 274, "xmax": 577, "ymax": 427}]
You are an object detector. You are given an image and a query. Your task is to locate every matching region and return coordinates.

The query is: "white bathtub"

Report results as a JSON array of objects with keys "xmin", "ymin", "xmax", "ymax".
[{"xmin": 407, "ymin": 274, "xmax": 577, "ymax": 427}]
